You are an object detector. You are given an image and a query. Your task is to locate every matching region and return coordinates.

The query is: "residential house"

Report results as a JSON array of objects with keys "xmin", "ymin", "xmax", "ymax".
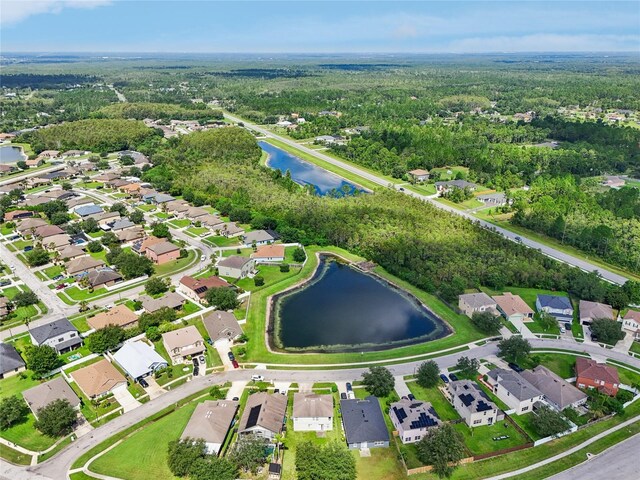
[
  {"xmin": 139, "ymin": 292, "xmax": 185, "ymax": 314},
  {"xmin": 179, "ymin": 275, "xmax": 230, "ymax": 303},
  {"xmin": 116, "ymin": 226, "xmax": 145, "ymax": 243},
  {"xmin": 340, "ymin": 396, "xmax": 390, "ymax": 449},
  {"xmin": 180, "ymin": 400, "xmax": 239, "ymax": 455},
  {"xmin": 458, "ymin": 292, "xmax": 498, "ymax": 318},
  {"xmin": 25, "ymin": 159, "xmax": 44, "ymax": 168},
  {"xmin": 575, "ymin": 358, "xmax": 620, "ymax": 396},
  {"xmin": 145, "ymin": 241, "xmax": 180, "ymax": 265},
  {"xmin": 162, "ymin": 326, "xmax": 205, "ymax": 364},
  {"xmin": 242, "ymin": 230, "xmax": 276, "ymax": 247},
  {"xmin": 184, "ymin": 206, "xmax": 209, "ymax": 220},
  {"xmin": 621, "ymin": 310, "xmax": 640, "ymax": 340},
  {"xmin": 29, "ymin": 318, "xmax": 82, "ymax": 354},
  {"xmin": 65, "ymin": 256, "xmax": 105, "ymax": 276},
  {"xmin": 110, "ymin": 218, "xmax": 136, "ymax": 232},
  {"xmin": 34, "ymin": 224, "xmax": 65, "ymax": 240},
  {"xmin": 120, "ymin": 183, "xmax": 141, "ymax": 196},
  {"xmin": 113, "ymin": 341, "xmax": 167, "ymax": 380},
  {"xmin": 61, "ymin": 150, "xmax": 87, "ymax": 158},
  {"xmin": 37, "ymin": 150, "xmax": 60, "ymax": 159},
  {"xmin": 4, "ymin": 210, "xmax": 33, "ymax": 222},
  {"xmin": 66, "ymin": 197, "xmax": 93, "ymax": 210},
  {"xmin": 579, "ymin": 300, "xmax": 614, "ymax": 324},
  {"xmin": 493, "ymin": 292, "xmax": 534, "ymax": 323},
  {"xmin": 75, "ymin": 205, "xmax": 104, "ymax": 218},
  {"xmin": 217, "ymin": 256, "xmax": 255, "ymax": 279},
  {"xmin": 448, "ymin": 380, "xmax": 502, "ymax": 427},
  {"xmin": 216, "ymin": 221, "xmax": 244, "ymax": 238},
  {"xmin": 87, "ymin": 304, "xmax": 138, "ymax": 331},
  {"xmin": 407, "ymin": 169, "xmax": 430, "ymax": 182},
  {"xmin": 88, "ymin": 211, "xmax": 121, "ymax": 228},
  {"xmin": 486, "ymin": 369, "xmax": 544, "ymax": 415},
  {"xmin": 292, "ymin": 393, "xmax": 333, "ymax": 432},
  {"xmin": 198, "ymin": 214, "xmax": 225, "ymax": 229},
  {"xmin": 477, "ymin": 192, "xmax": 507, "ymax": 206},
  {"xmin": 536, "ymin": 295, "xmax": 574, "ymax": 323},
  {"xmin": 0, "ymin": 297, "xmax": 8, "ymax": 318},
  {"xmin": 165, "ymin": 200, "xmax": 190, "ymax": 216},
  {"xmin": 251, "ymin": 244, "xmax": 285, "ymax": 264},
  {"xmin": 57, "ymin": 245, "xmax": 86, "ymax": 261},
  {"xmin": 22, "ymin": 377, "xmax": 80, "ymax": 418},
  {"xmin": 238, "ymin": 392, "xmax": 287, "ymax": 441},
  {"xmin": 42, "ymin": 233, "xmax": 72, "ymax": 250},
  {"xmin": 602, "ymin": 176, "xmax": 626, "ymax": 188},
  {"xmin": 71, "ymin": 359, "xmax": 127, "ymax": 398},
  {"xmin": 389, "ymin": 399, "xmax": 441, "ymax": 444},
  {"xmin": 0, "ymin": 164, "xmax": 16, "ymax": 175},
  {"xmin": 93, "ymin": 172, "xmax": 121, "ymax": 183},
  {"xmin": 144, "ymin": 192, "xmax": 175, "ymax": 204},
  {"xmin": 521, "ymin": 366, "xmax": 587, "ymax": 411},
  {"xmin": 16, "ymin": 218, "xmax": 48, "ymax": 236},
  {"xmin": 202, "ymin": 310, "xmax": 243, "ymax": 344},
  {"xmin": 0, "ymin": 343, "xmax": 25, "ymax": 379},
  {"xmin": 435, "ymin": 180, "xmax": 477, "ymax": 194},
  {"xmin": 132, "ymin": 235, "xmax": 164, "ymax": 255}
]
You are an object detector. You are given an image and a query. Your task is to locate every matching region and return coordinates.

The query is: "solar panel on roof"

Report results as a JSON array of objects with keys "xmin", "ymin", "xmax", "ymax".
[
  {"xmin": 393, "ymin": 407, "xmax": 407, "ymax": 422},
  {"xmin": 476, "ymin": 400, "xmax": 493, "ymax": 412},
  {"xmin": 459, "ymin": 393, "xmax": 474, "ymax": 407},
  {"xmin": 246, "ymin": 405, "xmax": 262, "ymax": 428}
]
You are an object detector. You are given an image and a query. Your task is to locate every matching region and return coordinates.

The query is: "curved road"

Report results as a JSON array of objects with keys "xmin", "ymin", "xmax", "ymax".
[{"xmin": 224, "ymin": 112, "xmax": 630, "ymax": 286}]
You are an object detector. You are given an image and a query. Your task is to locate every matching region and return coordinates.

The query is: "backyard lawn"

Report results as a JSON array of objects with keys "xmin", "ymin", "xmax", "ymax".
[
  {"xmin": 453, "ymin": 420, "xmax": 530, "ymax": 455},
  {"xmin": 168, "ymin": 219, "xmax": 191, "ymax": 229},
  {"xmin": 406, "ymin": 381, "xmax": 460, "ymax": 421},
  {"xmin": 0, "ymin": 371, "xmax": 42, "ymax": 398}
]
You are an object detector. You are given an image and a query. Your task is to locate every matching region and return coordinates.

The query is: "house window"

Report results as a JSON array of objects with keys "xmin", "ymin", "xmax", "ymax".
[
  {"xmin": 374, "ymin": 441, "xmax": 385, "ymax": 446},
  {"xmin": 522, "ymin": 406, "xmax": 529, "ymax": 412},
  {"xmin": 70, "ymin": 332, "xmax": 76, "ymax": 337},
  {"xmin": 473, "ymin": 419, "xmax": 482, "ymax": 425},
  {"xmin": 58, "ymin": 337, "xmax": 64, "ymax": 342}
]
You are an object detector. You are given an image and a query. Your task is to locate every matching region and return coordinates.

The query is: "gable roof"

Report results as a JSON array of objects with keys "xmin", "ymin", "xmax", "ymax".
[
  {"xmin": 624, "ymin": 310, "xmax": 640, "ymax": 324},
  {"xmin": 487, "ymin": 368, "xmax": 543, "ymax": 402},
  {"xmin": 22, "ymin": 377, "xmax": 80, "ymax": 414},
  {"xmin": 110, "ymin": 218, "xmax": 136, "ymax": 231},
  {"xmin": 16, "ymin": 217, "xmax": 48, "ymax": 232},
  {"xmin": 146, "ymin": 241, "xmax": 180, "ymax": 255},
  {"xmin": 537, "ymin": 294, "xmax": 573, "ymax": 311},
  {"xmin": 218, "ymin": 255, "xmax": 252, "ymax": 270},
  {"xmin": 493, "ymin": 292, "xmax": 534, "ymax": 317},
  {"xmin": 76, "ymin": 205, "xmax": 103, "ymax": 217},
  {"xmin": 575, "ymin": 357, "xmax": 619, "ymax": 386},
  {"xmin": 521, "ymin": 366, "xmax": 587, "ymax": 410},
  {"xmin": 181, "ymin": 400, "xmax": 239, "ymax": 446},
  {"xmin": 180, "ymin": 275, "xmax": 230, "ymax": 298},
  {"xmin": 65, "ymin": 256, "xmax": 105, "ymax": 275},
  {"xmin": 202, "ymin": 310, "xmax": 243, "ymax": 342},
  {"xmin": 30, "ymin": 318, "xmax": 78, "ymax": 344},
  {"xmin": 251, "ymin": 244, "xmax": 285, "ymax": 259},
  {"xmin": 34, "ymin": 224, "xmax": 65, "ymax": 238},
  {"xmin": 448, "ymin": 380, "xmax": 497, "ymax": 414},
  {"xmin": 242, "ymin": 230, "xmax": 275, "ymax": 244},
  {"xmin": 113, "ymin": 341, "xmax": 167, "ymax": 379},
  {"xmin": 390, "ymin": 399, "xmax": 441, "ymax": 430},
  {"xmin": 139, "ymin": 292, "xmax": 184, "ymax": 313},
  {"xmin": 57, "ymin": 245, "xmax": 86, "ymax": 260},
  {"xmin": 133, "ymin": 235, "xmax": 164, "ymax": 254},
  {"xmin": 0, "ymin": 343, "xmax": 25, "ymax": 374},
  {"xmin": 293, "ymin": 393, "xmax": 333, "ymax": 419},
  {"xmin": 340, "ymin": 396, "xmax": 389, "ymax": 445},
  {"xmin": 459, "ymin": 292, "xmax": 496, "ymax": 309},
  {"xmin": 579, "ymin": 300, "xmax": 614, "ymax": 320},
  {"xmin": 408, "ymin": 169, "xmax": 430, "ymax": 176},
  {"xmin": 239, "ymin": 392, "xmax": 287, "ymax": 435},
  {"xmin": 87, "ymin": 305, "xmax": 137, "ymax": 330},
  {"xmin": 162, "ymin": 325, "xmax": 203, "ymax": 351},
  {"xmin": 71, "ymin": 359, "xmax": 127, "ymax": 397}
]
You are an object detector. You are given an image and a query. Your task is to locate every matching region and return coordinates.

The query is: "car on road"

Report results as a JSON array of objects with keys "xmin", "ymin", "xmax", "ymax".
[
  {"xmin": 227, "ymin": 351, "xmax": 235, "ymax": 361},
  {"xmin": 508, "ymin": 362, "xmax": 523, "ymax": 373},
  {"xmin": 139, "ymin": 378, "xmax": 149, "ymax": 388},
  {"xmin": 439, "ymin": 374, "xmax": 449, "ymax": 383},
  {"xmin": 251, "ymin": 374, "xmax": 264, "ymax": 381},
  {"xmin": 232, "ymin": 397, "xmax": 239, "ymax": 401},
  {"xmin": 448, "ymin": 373, "xmax": 459, "ymax": 382},
  {"xmin": 515, "ymin": 236, "xmax": 522, "ymax": 242},
  {"xmin": 399, "ymin": 187, "xmax": 405, "ymax": 191},
  {"xmin": 232, "ymin": 360, "xmax": 239, "ymax": 369},
  {"xmin": 346, "ymin": 382, "xmax": 353, "ymax": 391}
]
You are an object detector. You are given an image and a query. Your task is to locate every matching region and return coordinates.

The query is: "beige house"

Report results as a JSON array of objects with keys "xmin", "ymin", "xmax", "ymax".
[
  {"xmin": 579, "ymin": 300, "xmax": 614, "ymax": 324},
  {"xmin": 70, "ymin": 359, "xmax": 127, "ymax": 398},
  {"xmin": 493, "ymin": 292, "xmax": 534, "ymax": 323},
  {"xmin": 292, "ymin": 393, "xmax": 333, "ymax": 432},
  {"xmin": 162, "ymin": 326, "xmax": 205, "ymax": 364},
  {"xmin": 65, "ymin": 256, "xmax": 105, "ymax": 276},
  {"xmin": 621, "ymin": 310, "xmax": 640, "ymax": 340},
  {"xmin": 448, "ymin": 380, "xmax": 503, "ymax": 427},
  {"xmin": 180, "ymin": 400, "xmax": 239, "ymax": 455},
  {"xmin": 458, "ymin": 292, "xmax": 498, "ymax": 318},
  {"xmin": 22, "ymin": 377, "xmax": 80, "ymax": 418},
  {"xmin": 251, "ymin": 245, "xmax": 285, "ymax": 264},
  {"xmin": 87, "ymin": 305, "xmax": 138, "ymax": 331},
  {"xmin": 486, "ymin": 369, "xmax": 544, "ymax": 415}
]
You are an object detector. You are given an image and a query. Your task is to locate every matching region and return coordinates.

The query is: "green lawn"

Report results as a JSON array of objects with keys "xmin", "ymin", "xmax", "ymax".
[
  {"xmin": 154, "ymin": 249, "xmax": 198, "ymax": 276},
  {"xmin": 405, "ymin": 183, "xmax": 437, "ymax": 196},
  {"xmin": 510, "ymin": 411, "xmax": 544, "ymax": 441},
  {"xmin": 89, "ymin": 250, "xmax": 108, "ymax": 263},
  {"xmin": 0, "ymin": 372, "xmax": 41, "ymax": 399},
  {"xmin": 453, "ymin": 419, "xmax": 529, "ymax": 455},
  {"xmin": 136, "ymin": 204, "xmax": 156, "ymax": 212},
  {"xmin": 90, "ymin": 402, "xmax": 197, "ymax": 480},
  {"xmin": 524, "ymin": 353, "xmax": 583, "ymax": 379},
  {"xmin": 204, "ymin": 235, "xmax": 239, "ymax": 247},
  {"xmin": 629, "ymin": 341, "xmax": 640, "ymax": 355},
  {"xmin": 12, "ymin": 239, "xmax": 34, "ymax": 251},
  {"xmin": 70, "ymin": 316, "xmax": 91, "ymax": 333},
  {"xmin": 0, "ymin": 412, "xmax": 57, "ymax": 451},
  {"xmin": 168, "ymin": 219, "xmax": 191, "ymax": 229},
  {"xmin": 1, "ymin": 286, "xmax": 22, "ymax": 299},
  {"xmin": 154, "ymin": 212, "xmax": 169, "ymax": 220},
  {"xmin": 43, "ymin": 265, "xmax": 64, "ymax": 279},
  {"xmin": 406, "ymin": 381, "xmax": 460, "ymax": 421},
  {"xmin": 0, "ymin": 443, "xmax": 31, "ymax": 465},
  {"xmin": 185, "ymin": 226, "xmax": 209, "ymax": 236},
  {"xmin": 436, "ymin": 197, "xmax": 484, "ymax": 210},
  {"xmin": 236, "ymin": 264, "xmax": 301, "ymax": 292},
  {"xmin": 62, "ymin": 286, "xmax": 108, "ymax": 302},
  {"xmin": 354, "ymin": 446, "xmax": 406, "ymax": 480}
]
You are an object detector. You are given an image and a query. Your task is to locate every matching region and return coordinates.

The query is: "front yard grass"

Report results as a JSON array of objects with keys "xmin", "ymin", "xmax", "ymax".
[
  {"xmin": 43, "ymin": 265, "xmax": 64, "ymax": 279},
  {"xmin": 168, "ymin": 219, "xmax": 191, "ymax": 229},
  {"xmin": 204, "ymin": 235, "xmax": 239, "ymax": 247},
  {"xmin": 154, "ymin": 249, "xmax": 198, "ymax": 276},
  {"xmin": 0, "ymin": 370, "xmax": 41, "ymax": 398},
  {"xmin": 185, "ymin": 226, "xmax": 209, "ymax": 236},
  {"xmin": 0, "ymin": 412, "xmax": 57, "ymax": 451}
]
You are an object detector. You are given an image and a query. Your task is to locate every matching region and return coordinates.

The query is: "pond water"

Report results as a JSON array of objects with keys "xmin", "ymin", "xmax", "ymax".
[
  {"xmin": 259, "ymin": 141, "xmax": 361, "ymax": 196},
  {"xmin": 0, "ymin": 146, "xmax": 26, "ymax": 164},
  {"xmin": 272, "ymin": 255, "xmax": 450, "ymax": 352}
]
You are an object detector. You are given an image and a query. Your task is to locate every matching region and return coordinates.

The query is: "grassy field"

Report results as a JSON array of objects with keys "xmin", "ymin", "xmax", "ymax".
[
  {"xmin": 406, "ymin": 381, "xmax": 460, "ymax": 421},
  {"xmin": 0, "ymin": 412, "xmax": 57, "ymax": 451},
  {"xmin": 405, "ymin": 183, "xmax": 437, "ymax": 196},
  {"xmin": 0, "ymin": 442, "xmax": 31, "ymax": 465},
  {"xmin": 90, "ymin": 402, "xmax": 197, "ymax": 480},
  {"xmin": 436, "ymin": 197, "xmax": 484, "ymax": 211},
  {"xmin": 524, "ymin": 353, "xmax": 582, "ymax": 379},
  {"xmin": 453, "ymin": 420, "xmax": 529, "ymax": 455},
  {"xmin": 0, "ymin": 370, "xmax": 41, "ymax": 398},
  {"xmin": 204, "ymin": 235, "xmax": 239, "ymax": 247},
  {"xmin": 168, "ymin": 219, "xmax": 191, "ymax": 229}
]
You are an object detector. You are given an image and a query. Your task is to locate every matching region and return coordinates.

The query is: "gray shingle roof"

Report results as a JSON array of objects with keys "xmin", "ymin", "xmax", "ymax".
[
  {"xmin": 488, "ymin": 369, "xmax": 543, "ymax": 402},
  {"xmin": 22, "ymin": 377, "xmax": 80, "ymax": 415},
  {"xmin": 30, "ymin": 318, "xmax": 78, "ymax": 345},
  {"xmin": 218, "ymin": 255, "xmax": 252, "ymax": 269},
  {"xmin": 242, "ymin": 230, "xmax": 275, "ymax": 244},
  {"xmin": 537, "ymin": 295, "xmax": 572, "ymax": 311},
  {"xmin": 521, "ymin": 366, "xmax": 587, "ymax": 410},
  {"xmin": 340, "ymin": 396, "xmax": 389, "ymax": 445},
  {"xmin": 0, "ymin": 343, "xmax": 25, "ymax": 375}
]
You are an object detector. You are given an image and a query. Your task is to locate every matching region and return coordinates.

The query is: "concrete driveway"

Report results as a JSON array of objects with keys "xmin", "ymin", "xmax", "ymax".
[
  {"xmin": 214, "ymin": 339, "xmax": 233, "ymax": 370},
  {"xmin": 144, "ymin": 376, "xmax": 166, "ymax": 400},
  {"xmin": 394, "ymin": 376, "xmax": 411, "ymax": 398},
  {"xmin": 225, "ymin": 381, "xmax": 247, "ymax": 400},
  {"xmin": 112, "ymin": 385, "xmax": 140, "ymax": 413}
]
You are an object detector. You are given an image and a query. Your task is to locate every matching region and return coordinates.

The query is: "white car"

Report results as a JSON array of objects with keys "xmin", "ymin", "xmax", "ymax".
[{"xmin": 251, "ymin": 375, "xmax": 264, "ymax": 382}]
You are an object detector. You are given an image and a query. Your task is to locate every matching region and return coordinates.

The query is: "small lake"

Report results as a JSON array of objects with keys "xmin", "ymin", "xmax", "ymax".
[
  {"xmin": 259, "ymin": 141, "xmax": 361, "ymax": 196},
  {"xmin": 0, "ymin": 146, "xmax": 26, "ymax": 164},
  {"xmin": 271, "ymin": 255, "xmax": 450, "ymax": 352}
]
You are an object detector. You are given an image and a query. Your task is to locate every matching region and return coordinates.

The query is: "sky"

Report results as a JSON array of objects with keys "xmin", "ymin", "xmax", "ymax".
[{"xmin": 1, "ymin": 0, "xmax": 639, "ymax": 53}]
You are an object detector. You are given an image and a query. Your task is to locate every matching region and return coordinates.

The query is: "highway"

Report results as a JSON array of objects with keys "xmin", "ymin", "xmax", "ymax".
[{"xmin": 224, "ymin": 112, "xmax": 631, "ymax": 286}]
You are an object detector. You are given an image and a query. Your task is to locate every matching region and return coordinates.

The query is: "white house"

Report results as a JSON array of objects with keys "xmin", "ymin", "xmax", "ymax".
[
  {"xmin": 536, "ymin": 295, "xmax": 574, "ymax": 323},
  {"xmin": 251, "ymin": 244, "xmax": 285, "ymax": 264},
  {"xmin": 292, "ymin": 393, "xmax": 333, "ymax": 432},
  {"xmin": 621, "ymin": 310, "xmax": 640, "ymax": 340},
  {"xmin": 448, "ymin": 380, "xmax": 503, "ymax": 427},
  {"xmin": 29, "ymin": 318, "xmax": 82, "ymax": 354},
  {"xmin": 217, "ymin": 256, "xmax": 255, "ymax": 279},
  {"xmin": 180, "ymin": 400, "xmax": 238, "ymax": 455},
  {"xmin": 389, "ymin": 398, "xmax": 441, "ymax": 444},
  {"xmin": 113, "ymin": 341, "xmax": 167, "ymax": 380},
  {"xmin": 486, "ymin": 369, "xmax": 544, "ymax": 415}
]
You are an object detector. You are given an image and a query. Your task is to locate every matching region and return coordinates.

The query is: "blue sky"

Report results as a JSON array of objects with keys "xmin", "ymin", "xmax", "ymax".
[{"xmin": 1, "ymin": 1, "xmax": 639, "ymax": 53}]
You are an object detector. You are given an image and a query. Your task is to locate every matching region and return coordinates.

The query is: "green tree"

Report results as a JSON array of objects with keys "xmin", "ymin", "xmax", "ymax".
[
  {"xmin": 25, "ymin": 345, "xmax": 60, "ymax": 376},
  {"xmin": 101, "ymin": 231, "xmax": 119, "ymax": 247},
  {"xmin": 416, "ymin": 424, "xmax": 466, "ymax": 478},
  {"xmin": 470, "ymin": 311, "xmax": 502, "ymax": 335},
  {"xmin": 145, "ymin": 276, "xmax": 168, "ymax": 296},
  {"xmin": 292, "ymin": 247, "xmax": 306, "ymax": 263},
  {"xmin": 129, "ymin": 210, "xmax": 145, "ymax": 224},
  {"xmin": 454, "ymin": 356, "xmax": 479, "ymax": 379},
  {"xmin": 416, "ymin": 360, "xmax": 440, "ymax": 388},
  {"xmin": 34, "ymin": 399, "xmax": 77, "ymax": 437},
  {"xmin": 296, "ymin": 441, "xmax": 356, "ymax": 480},
  {"xmin": 205, "ymin": 287, "xmax": 239, "ymax": 310},
  {"xmin": 167, "ymin": 438, "xmax": 206, "ymax": 477},
  {"xmin": 189, "ymin": 457, "xmax": 238, "ymax": 480},
  {"xmin": 152, "ymin": 222, "xmax": 171, "ymax": 239},
  {"xmin": 279, "ymin": 263, "xmax": 290, "ymax": 273},
  {"xmin": 25, "ymin": 248, "xmax": 50, "ymax": 267},
  {"xmin": 253, "ymin": 276, "xmax": 264, "ymax": 287},
  {"xmin": 112, "ymin": 252, "xmax": 154, "ymax": 279},
  {"xmin": 531, "ymin": 405, "xmax": 570, "ymax": 437},
  {"xmin": 86, "ymin": 325, "xmax": 125, "ymax": 353},
  {"xmin": 209, "ymin": 385, "xmax": 225, "ymax": 400},
  {"xmin": 362, "ymin": 366, "xmax": 395, "ymax": 397},
  {"xmin": 590, "ymin": 318, "xmax": 625, "ymax": 345},
  {"xmin": 110, "ymin": 202, "xmax": 128, "ymax": 216},
  {"xmin": 12, "ymin": 290, "xmax": 39, "ymax": 308},
  {"xmin": 0, "ymin": 396, "xmax": 28, "ymax": 430},
  {"xmin": 229, "ymin": 436, "xmax": 268, "ymax": 473},
  {"xmin": 81, "ymin": 217, "xmax": 100, "ymax": 233},
  {"xmin": 536, "ymin": 312, "xmax": 558, "ymax": 332},
  {"xmin": 86, "ymin": 240, "xmax": 104, "ymax": 253},
  {"xmin": 497, "ymin": 336, "xmax": 531, "ymax": 362}
]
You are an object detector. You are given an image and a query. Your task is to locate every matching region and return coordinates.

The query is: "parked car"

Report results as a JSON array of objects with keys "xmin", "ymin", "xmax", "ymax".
[
  {"xmin": 8, "ymin": 235, "xmax": 19, "ymax": 240},
  {"xmin": 227, "ymin": 351, "xmax": 235, "ymax": 361},
  {"xmin": 199, "ymin": 356, "xmax": 205, "ymax": 363},
  {"xmin": 565, "ymin": 323, "xmax": 572, "ymax": 331},
  {"xmin": 232, "ymin": 397, "xmax": 239, "ymax": 401},
  {"xmin": 340, "ymin": 392, "xmax": 347, "ymax": 400},
  {"xmin": 0, "ymin": 280, "xmax": 10, "ymax": 287},
  {"xmin": 508, "ymin": 362, "xmax": 523, "ymax": 373},
  {"xmin": 23, "ymin": 246, "xmax": 33, "ymax": 252},
  {"xmin": 52, "ymin": 275, "xmax": 64, "ymax": 281},
  {"xmin": 251, "ymin": 374, "xmax": 264, "ymax": 381},
  {"xmin": 206, "ymin": 338, "xmax": 213, "ymax": 345},
  {"xmin": 439, "ymin": 374, "xmax": 449, "ymax": 383},
  {"xmin": 139, "ymin": 378, "xmax": 149, "ymax": 388},
  {"xmin": 560, "ymin": 326, "xmax": 566, "ymax": 333},
  {"xmin": 55, "ymin": 283, "xmax": 67, "ymax": 290},
  {"xmin": 346, "ymin": 382, "xmax": 353, "ymax": 391},
  {"xmin": 193, "ymin": 358, "xmax": 199, "ymax": 367},
  {"xmin": 448, "ymin": 373, "xmax": 459, "ymax": 382},
  {"xmin": 232, "ymin": 360, "xmax": 239, "ymax": 369},
  {"xmin": 193, "ymin": 366, "xmax": 199, "ymax": 376}
]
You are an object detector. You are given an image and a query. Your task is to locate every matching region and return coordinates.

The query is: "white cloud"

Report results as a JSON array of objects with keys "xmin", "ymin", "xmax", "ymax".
[
  {"xmin": 0, "ymin": 0, "xmax": 112, "ymax": 25},
  {"xmin": 445, "ymin": 34, "xmax": 640, "ymax": 53}
]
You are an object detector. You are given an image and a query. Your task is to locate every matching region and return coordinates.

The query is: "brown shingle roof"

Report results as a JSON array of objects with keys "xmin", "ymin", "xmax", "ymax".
[
  {"xmin": 87, "ymin": 305, "xmax": 137, "ymax": 330},
  {"xmin": 180, "ymin": 275, "xmax": 229, "ymax": 298},
  {"xmin": 70, "ymin": 359, "xmax": 127, "ymax": 398},
  {"xmin": 22, "ymin": 377, "xmax": 80, "ymax": 415},
  {"xmin": 575, "ymin": 357, "xmax": 619, "ymax": 385},
  {"xmin": 65, "ymin": 256, "xmax": 105, "ymax": 275},
  {"xmin": 493, "ymin": 292, "xmax": 534, "ymax": 317},
  {"xmin": 146, "ymin": 241, "xmax": 180, "ymax": 256}
]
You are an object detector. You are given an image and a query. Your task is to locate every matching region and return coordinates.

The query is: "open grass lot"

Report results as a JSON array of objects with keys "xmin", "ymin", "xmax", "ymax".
[
  {"xmin": 154, "ymin": 249, "xmax": 198, "ymax": 276},
  {"xmin": 168, "ymin": 219, "xmax": 191, "ymax": 229},
  {"xmin": 241, "ymin": 245, "xmax": 486, "ymax": 365},
  {"xmin": 431, "ymin": 166, "xmax": 469, "ymax": 180},
  {"xmin": 43, "ymin": 264, "xmax": 64, "ymax": 279},
  {"xmin": 185, "ymin": 226, "xmax": 209, "ymax": 236},
  {"xmin": 0, "ymin": 412, "xmax": 57, "ymax": 451},
  {"xmin": 406, "ymin": 381, "xmax": 460, "ymax": 421},
  {"xmin": 90, "ymin": 402, "xmax": 197, "ymax": 480},
  {"xmin": 204, "ymin": 235, "xmax": 239, "ymax": 247},
  {"xmin": 405, "ymin": 183, "xmax": 437, "ymax": 196},
  {"xmin": 453, "ymin": 420, "xmax": 530, "ymax": 455},
  {"xmin": 136, "ymin": 204, "xmax": 156, "ymax": 212},
  {"xmin": 62, "ymin": 285, "xmax": 108, "ymax": 302}
]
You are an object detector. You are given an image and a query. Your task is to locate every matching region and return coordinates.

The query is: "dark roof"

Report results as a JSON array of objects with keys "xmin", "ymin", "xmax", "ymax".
[
  {"xmin": 537, "ymin": 294, "xmax": 572, "ymax": 311},
  {"xmin": 76, "ymin": 205, "xmax": 103, "ymax": 217},
  {"xmin": 0, "ymin": 343, "xmax": 25, "ymax": 374},
  {"xmin": 87, "ymin": 268, "xmax": 123, "ymax": 287},
  {"xmin": 390, "ymin": 399, "xmax": 440, "ymax": 430},
  {"xmin": 340, "ymin": 396, "xmax": 389, "ymax": 445},
  {"xmin": 30, "ymin": 318, "xmax": 78, "ymax": 345}
]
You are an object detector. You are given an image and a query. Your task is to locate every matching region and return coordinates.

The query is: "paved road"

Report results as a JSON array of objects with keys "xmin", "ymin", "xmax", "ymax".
[
  {"xmin": 0, "ymin": 164, "xmax": 65, "ymax": 187},
  {"xmin": 546, "ymin": 433, "xmax": 640, "ymax": 480},
  {"xmin": 224, "ymin": 112, "xmax": 631, "ymax": 286}
]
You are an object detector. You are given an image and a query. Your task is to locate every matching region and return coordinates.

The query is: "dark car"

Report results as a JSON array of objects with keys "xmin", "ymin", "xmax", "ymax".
[
  {"xmin": 340, "ymin": 392, "xmax": 347, "ymax": 400},
  {"xmin": 23, "ymin": 246, "xmax": 33, "ymax": 252},
  {"xmin": 408, "ymin": 394, "xmax": 415, "ymax": 401},
  {"xmin": 591, "ymin": 334, "xmax": 599, "ymax": 342},
  {"xmin": 227, "ymin": 351, "xmax": 235, "ymax": 361},
  {"xmin": 232, "ymin": 360, "xmax": 239, "ymax": 369},
  {"xmin": 399, "ymin": 187, "xmax": 405, "ymax": 191},
  {"xmin": 193, "ymin": 358, "xmax": 199, "ymax": 367},
  {"xmin": 193, "ymin": 366, "xmax": 199, "ymax": 376},
  {"xmin": 515, "ymin": 236, "xmax": 522, "ymax": 242},
  {"xmin": 139, "ymin": 378, "xmax": 149, "ymax": 388},
  {"xmin": 508, "ymin": 362, "xmax": 523, "ymax": 373},
  {"xmin": 565, "ymin": 323, "xmax": 572, "ymax": 331},
  {"xmin": 232, "ymin": 396, "xmax": 239, "ymax": 401},
  {"xmin": 55, "ymin": 283, "xmax": 67, "ymax": 290},
  {"xmin": 448, "ymin": 373, "xmax": 459, "ymax": 382},
  {"xmin": 439, "ymin": 374, "xmax": 449, "ymax": 383},
  {"xmin": 52, "ymin": 275, "xmax": 64, "ymax": 281},
  {"xmin": 0, "ymin": 280, "xmax": 10, "ymax": 287},
  {"xmin": 346, "ymin": 382, "xmax": 353, "ymax": 391}
]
